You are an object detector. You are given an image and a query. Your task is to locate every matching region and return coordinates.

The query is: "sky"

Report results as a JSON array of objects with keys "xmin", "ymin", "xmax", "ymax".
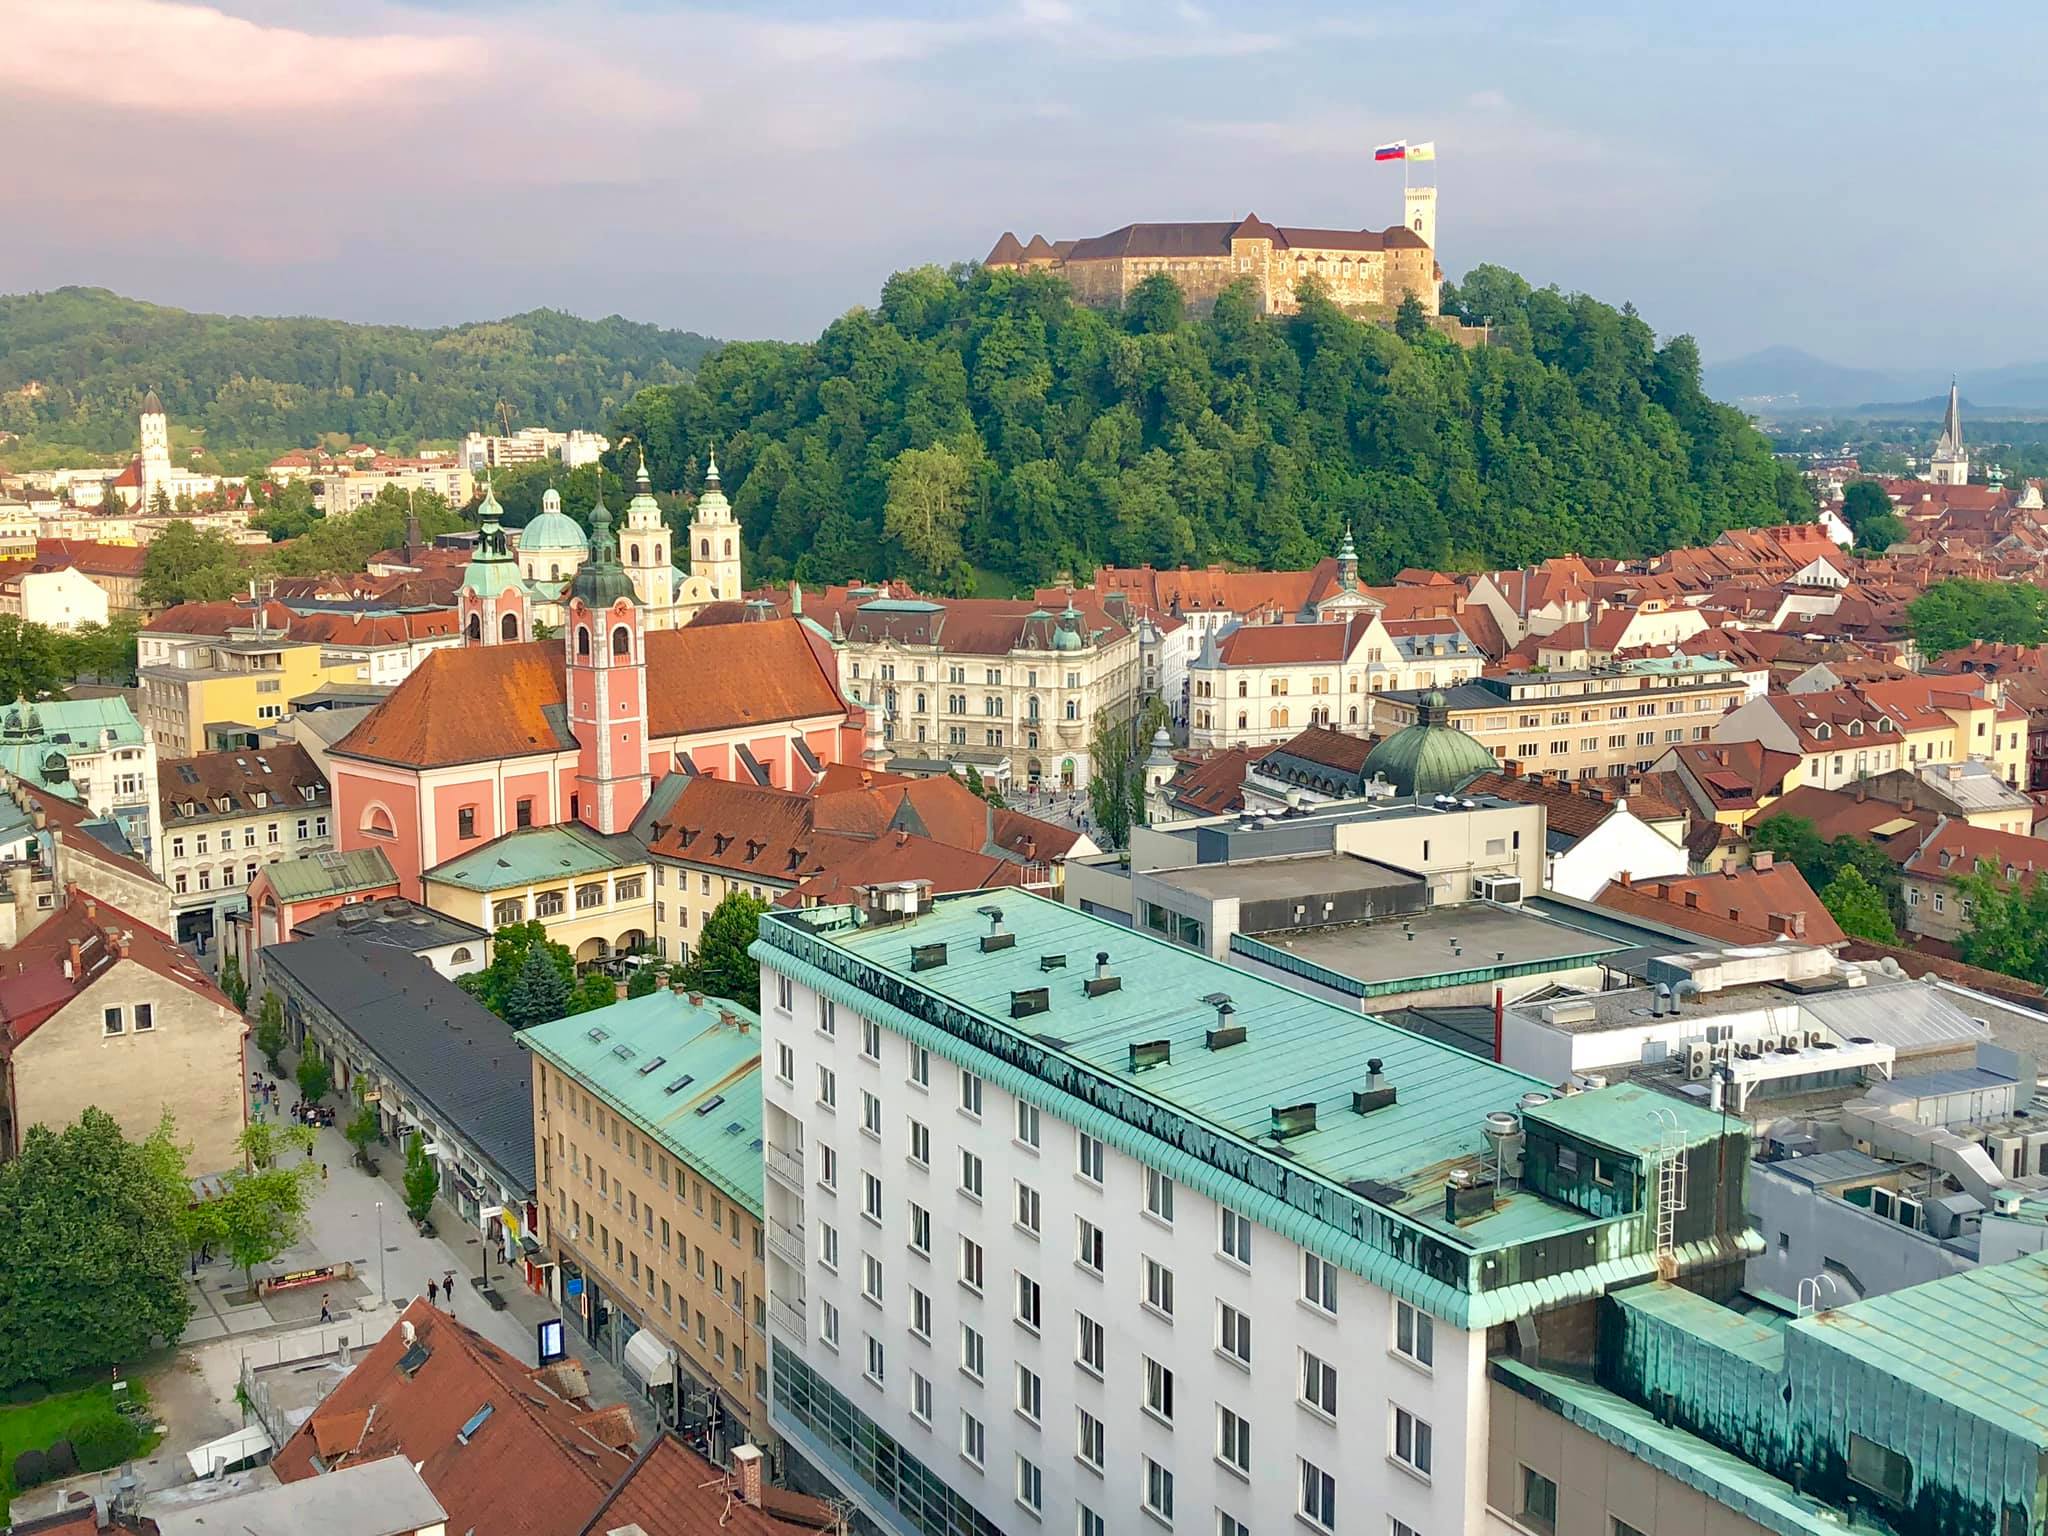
[{"xmin": 3, "ymin": 0, "xmax": 2042, "ymax": 368}]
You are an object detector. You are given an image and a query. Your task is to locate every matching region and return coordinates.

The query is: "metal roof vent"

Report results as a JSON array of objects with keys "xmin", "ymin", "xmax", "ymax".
[
  {"xmin": 1039, "ymin": 954, "xmax": 1068, "ymax": 972},
  {"xmin": 1352, "ymin": 1057, "xmax": 1397, "ymax": 1114},
  {"xmin": 1270, "ymin": 1101, "xmax": 1318, "ymax": 1139},
  {"xmin": 1010, "ymin": 987, "xmax": 1050, "ymax": 1020},
  {"xmin": 910, "ymin": 942, "xmax": 948, "ymax": 972},
  {"xmin": 977, "ymin": 905, "xmax": 1015, "ymax": 953},
  {"xmin": 1085, "ymin": 952, "xmax": 1120, "ymax": 997},
  {"xmin": 1128, "ymin": 1038, "xmax": 1171, "ymax": 1071}
]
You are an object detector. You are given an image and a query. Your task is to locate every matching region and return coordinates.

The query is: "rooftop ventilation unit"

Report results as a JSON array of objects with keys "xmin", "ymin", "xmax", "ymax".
[
  {"xmin": 1475, "ymin": 873, "xmax": 1523, "ymax": 904},
  {"xmin": 1010, "ymin": 987, "xmax": 1050, "ymax": 1019},
  {"xmin": 1206, "ymin": 1019, "xmax": 1247, "ymax": 1051},
  {"xmin": 1039, "ymin": 954, "xmax": 1068, "ymax": 972},
  {"xmin": 1352, "ymin": 1057, "xmax": 1397, "ymax": 1114},
  {"xmin": 1085, "ymin": 953, "xmax": 1121, "ymax": 997},
  {"xmin": 910, "ymin": 942, "xmax": 948, "ymax": 972},
  {"xmin": 976, "ymin": 905, "xmax": 1014, "ymax": 953},
  {"xmin": 1128, "ymin": 1039, "xmax": 1171, "ymax": 1072},
  {"xmin": 1270, "ymin": 1102, "xmax": 1318, "ymax": 1139}
]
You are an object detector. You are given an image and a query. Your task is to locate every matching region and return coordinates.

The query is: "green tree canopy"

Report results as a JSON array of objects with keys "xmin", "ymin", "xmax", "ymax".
[
  {"xmin": 1956, "ymin": 860, "xmax": 2048, "ymax": 986},
  {"xmin": 0, "ymin": 1108, "xmax": 194, "ymax": 1389},
  {"xmin": 1907, "ymin": 579, "xmax": 2048, "ymax": 658},
  {"xmin": 676, "ymin": 891, "xmax": 771, "ymax": 1011},
  {"xmin": 1839, "ymin": 481, "xmax": 1901, "ymax": 550},
  {"xmin": 461, "ymin": 920, "xmax": 575, "ymax": 1018},
  {"xmin": 615, "ymin": 262, "xmax": 1810, "ymax": 591},
  {"xmin": 403, "ymin": 1133, "xmax": 439, "ymax": 1224},
  {"xmin": 140, "ymin": 520, "xmax": 246, "ymax": 606},
  {"xmin": 507, "ymin": 943, "xmax": 573, "ymax": 1028},
  {"xmin": 1819, "ymin": 865, "xmax": 1897, "ymax": 943},
  {"xmin": 0, "ymin": 615, "xmax": 65, "ymax": 701}
]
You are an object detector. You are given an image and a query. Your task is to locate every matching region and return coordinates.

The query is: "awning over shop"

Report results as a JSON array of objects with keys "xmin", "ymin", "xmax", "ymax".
[{"xmin": 623, "ymin": 1327, "xmax": 675, "ymax": 1388}]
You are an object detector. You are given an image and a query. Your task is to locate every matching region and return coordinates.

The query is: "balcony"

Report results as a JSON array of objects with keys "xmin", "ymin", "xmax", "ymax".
[
  {"xmin": 769, "ymin": 1293, "xmax": 806, "ymax": 1340},
  {"xmin": 764, "ymin": 1142, "xmax": 804, "ymax": 1191},
  {"xmin": 766, "ymin": 1217, "xmax": 806, "ymax": 1271}
]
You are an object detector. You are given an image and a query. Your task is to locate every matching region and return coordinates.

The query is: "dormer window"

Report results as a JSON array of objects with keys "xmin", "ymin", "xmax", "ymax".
[
  {"xmin": 1847, "ymin": 720, "xmax": 1863, "ymax": 737},
  {"xmin": 1813, "ymin": 723, "xmax": 1831, "ymax": 741}
]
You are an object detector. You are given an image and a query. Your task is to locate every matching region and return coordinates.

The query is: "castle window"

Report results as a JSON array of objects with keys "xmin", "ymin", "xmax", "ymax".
[
  {"xmin": 613, "ymin": 625, "xmax": 631, "ymax": 657},
  {"xmin": 501, "ymin": 612, "xmax": 519, "ymax": 641},
  {"xmin": 577, "ymin": 627, "xmax": 591, "ymax": 658}
]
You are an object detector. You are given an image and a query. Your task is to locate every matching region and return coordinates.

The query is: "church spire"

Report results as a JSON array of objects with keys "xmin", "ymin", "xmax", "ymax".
[
  {"xmin": 1932, "ymin": 374, "xmax": 1970, "ymax": 486},
  {"xmin": 1940, "ymin": 376, "xmax": 1963, "ymax": 453}
]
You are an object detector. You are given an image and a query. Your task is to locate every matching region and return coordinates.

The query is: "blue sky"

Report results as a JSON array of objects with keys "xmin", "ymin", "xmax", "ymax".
[{"xmin": 3, "ymin": 0, "xmax": 2040, "ymax": 366}]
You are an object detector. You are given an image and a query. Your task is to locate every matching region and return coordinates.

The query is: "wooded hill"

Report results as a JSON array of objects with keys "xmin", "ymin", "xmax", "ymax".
[
  {"xmin": 0, "ymin": 287, "xmax": 718, "ymax": 466},
  {"xmin": 614, "ymin": 262, "xmax": 1812, "ymax": 591}
]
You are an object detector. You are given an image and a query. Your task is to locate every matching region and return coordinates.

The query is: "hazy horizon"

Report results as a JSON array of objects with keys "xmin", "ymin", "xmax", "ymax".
[{"xmin": 5, "ymin": 0, "xmax": 2041, "ymax": 371}]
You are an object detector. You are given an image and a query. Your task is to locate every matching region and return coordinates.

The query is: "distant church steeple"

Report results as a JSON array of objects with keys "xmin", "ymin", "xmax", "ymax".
[{"xmin": 1931, "ymin": 376, "xmax": 1970, "ymax": 487}]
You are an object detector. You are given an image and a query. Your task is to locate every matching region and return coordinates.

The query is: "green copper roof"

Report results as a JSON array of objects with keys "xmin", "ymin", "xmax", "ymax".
[
  {"xmin": 461, "ymin": 484, "xmax": 545, "ymax": 600},
  {"xmin": 263, "ymin": 846, "xmax": 398, "ymax": 903},
  {"xmin": 1522, "ymin": 1081, "xmax": 1731, "ymax": 1160},
  {"xmin": 1361, "ymin": 689, "xmax": 1496, "ymax": 797},
  {"xmin": 568, "ymin": 494, "xmax": 639, "ymax": 608},
  {"xmin": 519, "ymin": 495, "xmax": 589, "ymax": 554},
  {"xmin": 753, "ymin": 890, "xmax": 1754, "ymax": 1327},
  {"xmin": 520, "ymin": 990, "xmax": 765, "ymax": 1217},
  {"xmin": 0, "ymin": 696, "xmax": 145, "ymax": 793},
  {"xmin": 424, "ymin": 822, "xmax": 645, "ymax": 890}
]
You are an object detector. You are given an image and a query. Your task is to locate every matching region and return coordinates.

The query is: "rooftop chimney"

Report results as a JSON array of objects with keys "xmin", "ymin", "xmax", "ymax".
[
  {"xmin": 1085, "ymin": 952, "xmax": 1120, "ymax": 997},
  {"xmin": 731, "ymin": 1444, "xmax": 764, "ymax": 1507},
  {"xmin": 1753, "ymin": 851, "xmax": 1774, "ymax": 872}
]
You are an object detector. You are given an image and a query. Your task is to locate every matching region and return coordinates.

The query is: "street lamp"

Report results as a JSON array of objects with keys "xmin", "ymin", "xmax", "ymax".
[{"xmin": 374, "ymin": 1201, "xmax": 386, "ymax": 1308}]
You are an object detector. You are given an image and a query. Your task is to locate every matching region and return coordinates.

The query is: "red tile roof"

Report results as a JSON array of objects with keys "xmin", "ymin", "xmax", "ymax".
[
  {"xmin": 1463, "ymin": 769, "xmax": 1687, "ymax": 841},
  {"xmin": 159, "ymin": 742, "xmax": 328, "ymax": 825},
  {"xmin": 577, "ymin": 1434, "xmax": 839, "ymax": 1535},
  {"xmin": 34, "ymin": 538, "xmax": 148, "ymax": 577},
  {"xmin": 333, "ymin": 622, "xmax": 846, "ymax": 770},
  {"xmin": 1215, "ymin": 615, "xmax": 1369, "ymax": 665},
  {"xmin": 1593, "ymin": 861, "xmax": 1845, "ymax": 946},
  {"xmin": 1167, "ymin": 746, "xmax": 1267, "ymax": 814},
  {"xmin": 1753, "ymin": 785, "xmax": 1936, "ymax": 862},
  {"xmin": 1902, "ymin": 818, "xmax": 2048, "ymax": 885},
  {"xmin": 272, "ymin": 1300, "xmax": 634, "ymax": 1536},
  {"xmin": 1667, "ymin": 741, "xmax": 1800, "ymax": 812},
  {"xmin": 0, "ymin": 890, "xmax": 229, "ymax": 1044}
]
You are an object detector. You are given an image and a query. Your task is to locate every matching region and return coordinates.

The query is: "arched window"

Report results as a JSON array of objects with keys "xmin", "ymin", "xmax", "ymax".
[
  {"xmin": 550, "ymin": 562, "xmax": 560, "ymax": 580},
  {"xmin": 612, "ymin": 625, "xmax": 630, "ymax": 657},
  {"xmin": 360, "ymin": 803, "xmax": 396, "ymax": 839},
  {"xmin": 501, "ymin": 612, "xmax": 519, "ymax": 641},
  {"xmin": 655, "ymin": 545, "xmax": 664, "ymax": 564},
  {"xmin": 450, "ymin": 947, "xmax": 473, "ymax": 964},
  {"xmin": 577, "ymin": 626, "xmax": 591, "ymax": 658},
  {"xmin": 724, "ymin": 538, "xmax": 733, "ymax": 558},
  {"xmin": 699, "ymin": 538, "xmax": 709, "ymax": 557},
  {"xmin": 630, "ymin": 544, "xmax": 640, "ymax": 564},
  {"xmin": 465, "ymin": 612, "xmax": 481, "ymax": 641}
]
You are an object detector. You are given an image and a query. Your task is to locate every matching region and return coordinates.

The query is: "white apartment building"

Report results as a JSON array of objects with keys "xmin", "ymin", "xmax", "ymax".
[
  {"xmin": 754, "ymin": 886, "xmax": 1750, "ymax": 1536},
  {"xmin": 316, "ymin": 460, "xmax": 475, "ymax": 514},
  {"xmin": 461, "ymin": 426, "xmax": 610, "ymax": 471}
]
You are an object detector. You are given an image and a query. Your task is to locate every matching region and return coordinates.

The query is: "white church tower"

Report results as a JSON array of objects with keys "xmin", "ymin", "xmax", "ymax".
[
  {"xmin": 138, "ymin": 388, "xmax": 172, "ymax": 511},
  {"xmin": 620, "ymin": 452, "xmax": 677, "ymax": 628},
  {"xmin": 1930, "ymin": 377, "xmax": 1969, "ymax": 487},
  {"xmin": 688, "ymin": 452, "xmax": 742, "ymax": 603}
]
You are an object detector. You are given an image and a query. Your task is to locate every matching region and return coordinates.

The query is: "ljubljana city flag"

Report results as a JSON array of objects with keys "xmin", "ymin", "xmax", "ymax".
[
  {"xmin": 1374, "ymin": 141, "xmax": 1407, "ymax": 161},
  {"xmin": 1406, "ymin": 141, "xmax": 1436, "ymax": 161}
]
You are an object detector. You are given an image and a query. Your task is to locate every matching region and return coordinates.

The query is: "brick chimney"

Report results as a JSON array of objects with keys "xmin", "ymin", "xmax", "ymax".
[
  {"xmin": 1753, "ymin": 851, "xmax": 1774, "ymax": 871},
  {"xmin": 731, "ymin": 1444, "xmax": 765, "ymax": 1506},
  {"xmin": 66, "ymin": 937, "xmax": 81, "ymax": 978}
]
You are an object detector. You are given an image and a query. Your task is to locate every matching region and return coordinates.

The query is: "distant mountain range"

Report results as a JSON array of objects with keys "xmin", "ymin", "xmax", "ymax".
[{"xmin": 1704, "ymin": 345, "xmax": 2048, "ymax": 414}]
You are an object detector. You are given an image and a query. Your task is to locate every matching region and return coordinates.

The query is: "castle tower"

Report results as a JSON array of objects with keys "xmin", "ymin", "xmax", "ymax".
[
  {"xmin": 688, "ymin": 452, "xmax": 742, "ymax": 603},
  {"xmin": 621, "ymin": 452, "xmax": 677, "ymax": 627},
  {"xmin": 1403, "ymin": 186, "xmax": 1437, "ymax": 251},
  {"xmin": 456, "ymin": 481, "xmax": 534, "ymax": 646},
  {"xmin": 1931, "ymin": 377, "xmax": 1969, "ymax": 487},
  {"xmin": 563, "ymin": 494, "xmax": 651, "ymax": 833},
  {"xmin": 138, "ymin": 388, "xmax": 171, "ymax": 511}
]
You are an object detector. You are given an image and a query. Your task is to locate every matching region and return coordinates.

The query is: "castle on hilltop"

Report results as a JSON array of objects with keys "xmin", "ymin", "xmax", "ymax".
[{"xmin": 985, "ymin": 187, "xmax": 1440, "ymax": 318}]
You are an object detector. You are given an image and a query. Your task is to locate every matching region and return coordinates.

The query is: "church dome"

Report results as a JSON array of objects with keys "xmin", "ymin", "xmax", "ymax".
[
  {"xmin": 1053, "ymin": 603, "xmax": 1086, "ymax": 651},
  {"xmin": 520, "ymin": 489, "xmax": 588, "ymax": 553},
  {"xmin": 1361, "ymin": 690, "xmax": 1495, "ymax": 799}
]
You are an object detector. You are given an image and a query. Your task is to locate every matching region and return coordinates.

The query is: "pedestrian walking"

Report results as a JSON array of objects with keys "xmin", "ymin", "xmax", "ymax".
[
  {"xmin": 321, "ymin": 1162, "xmax": 329, "ymax": 1182},
  {"xmin": 427, "ymin": 1279, "xmax": 439, "ymax": 1306},
  {"xmin": 319, "ymin": 1293, "xmax": 333, "ymax": 1323},
  {"xmin": 443, "ymin": 1270, "xmax": 456, "ymax": 1306}
]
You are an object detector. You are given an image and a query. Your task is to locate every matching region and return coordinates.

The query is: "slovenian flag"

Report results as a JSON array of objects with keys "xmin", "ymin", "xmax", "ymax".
[{"xmin": 1374, "ymin": 141, "xmax": 1407, "ymax": 161}]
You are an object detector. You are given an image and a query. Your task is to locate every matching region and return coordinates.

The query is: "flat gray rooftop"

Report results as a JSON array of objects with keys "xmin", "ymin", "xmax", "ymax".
[
  {"xmin": 1252, "ymin": 902, "xmax": 1621, "ymax": 986},
  {"xmin": 150, "ymin": 1452, "xmax": 446, "ymax": 1536},
  {"xmin": 1147, "ymin": 851, "xmax": 1416, "ymax": 904}
]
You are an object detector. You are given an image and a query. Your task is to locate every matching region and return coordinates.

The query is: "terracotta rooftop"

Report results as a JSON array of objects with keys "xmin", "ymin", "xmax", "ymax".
[
  {"xmin": 1903, "ymin": 817, "xmax": 2048, "ymax": 885},
  {"xmin": 1754, "ymin": 784, "xmax": 1938, "ymax": 864},
  {"xmin": 158, "ymin": 741, "xmax": 327, "ymax": 824},
  {"xmin": 0, "ymin": 889, "xmax": 230, "ymax": 1045},
  {"xmin": 332, "ymin": 621, "xmax": 845, "ymax": 770},
  {"xmin": 271, "ymin": 1299, "xmax": 634, "ymax": 1536},
  {"xmin": 574, "ymin": 1432, "xmax": 840, "ymax": 1535},
  {"xmin": 1463, "ymin": 768, "xmax": 1687, "ymax": 843},
  {"xmin": 1593, "ymin": 859, "xmax": 1846, "ymax": 947},
  {"xmin": 1168, "ymin": 746, "xmax": 1266, "ymax": 815}
]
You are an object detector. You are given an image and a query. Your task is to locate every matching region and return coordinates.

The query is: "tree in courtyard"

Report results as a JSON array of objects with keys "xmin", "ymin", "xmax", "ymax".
[
  {"xmin": 506, "ymin": 943, "xmax": 574, "ymax": 1027},
  {"xmin": 194, "ymin": 1127, "xmax": 320, "ymax": 1291},
  {"xmin": 569, "ymin": 971, "xmax": 618, "ymax": 1015},
  {"xmin": 254, "ymin": 990, "xmax": 287, "ymax": 1073},
  {"xmin": 1957, "ymin": 859, "xmax": 2048, "ymax": 986},
  {"xmin": 403, "ymin": 1133, "xmax": 439, "ymax": 1225},
  {"xmin": 460, "ymin": 919, "xmax": 575, "ymax": 1020},
  {"xmin": 1819, "ymin": 865, "xmax": 1897, "ymax": 944},
  {"xmin": 961, "ymin": 765, "xmax": 1005, "ymax": 808},
  {"xmin": 295, "ymin": 1050, "xmax": 332, "ymax": 1105},
  {"xmin": 0, "ymin": 616, "xmax": 67, "ymax": 701},
  {"xmin": 0, "ymin": 1108, "xmax": 195, "ymax": 1390},
  {"xmin": 218, "ymin": 952, "xmax": 248, "ymax": 1012},
  {"xmin": 139, "ymin": 520, "xmax": 243, "ymax": 606},
  {"xmin": 676, "ymin": 891, "xmax": 771, "ymax": 1011}
]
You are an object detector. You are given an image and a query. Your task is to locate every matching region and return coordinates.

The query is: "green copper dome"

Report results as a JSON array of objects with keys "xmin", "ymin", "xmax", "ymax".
[
  {"xmin": 1362, "ymin": 690, "xmax": 1495, "ymax": 799},
  {"xmin": 460, "ymin": 484, "xmax": 534, "ymax": 600},
  {"xmin": 520, "ymin": 487, "xmax": 588, "ymax": 553},
  {"xmin": 568, "ymin": 495, "xmax": 640, "ymax": 608}
]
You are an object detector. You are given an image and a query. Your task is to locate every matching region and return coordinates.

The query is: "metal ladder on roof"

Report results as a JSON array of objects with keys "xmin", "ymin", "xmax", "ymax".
[{"xmin": 1650, "ymin": 1108, "xmax": 1689, "ymax": 1279}]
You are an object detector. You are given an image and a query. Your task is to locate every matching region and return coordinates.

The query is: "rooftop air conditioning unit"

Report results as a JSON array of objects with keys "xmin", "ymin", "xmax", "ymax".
[
  {"xmin": 1871, "ymin": 1187, "xmax": 1898, "ymax": 1221},
  {"xmin": 1685, "ymin": 1043, "xmax": 1713, "ymax": 1081},
  {"xmin": 1475, "ymin": 874, "xmax": 1523, "ymax": 905}
]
